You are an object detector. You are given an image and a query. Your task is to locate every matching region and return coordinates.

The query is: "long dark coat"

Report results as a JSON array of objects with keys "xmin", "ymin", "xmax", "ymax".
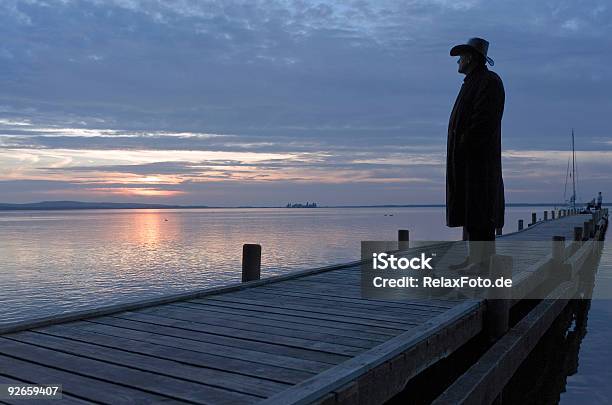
[{"xmin": 446, "ymin": 65, "xmax": 505, "ymax": 229}]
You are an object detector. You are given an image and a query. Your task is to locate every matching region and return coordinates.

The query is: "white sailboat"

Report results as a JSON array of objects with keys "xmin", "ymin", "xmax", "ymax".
[{"xmin": 563, "ymin": 129, "xmax": 579, "ymax": 210}]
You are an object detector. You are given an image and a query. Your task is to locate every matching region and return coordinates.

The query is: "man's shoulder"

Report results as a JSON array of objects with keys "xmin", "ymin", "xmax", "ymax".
[
  {"xmin": 485, "ymin": 69, "xmax": 504, "ymax": 86},
  {"xmin": 477, "ymin": 69, "xmax": 504, "ymax": 96}
]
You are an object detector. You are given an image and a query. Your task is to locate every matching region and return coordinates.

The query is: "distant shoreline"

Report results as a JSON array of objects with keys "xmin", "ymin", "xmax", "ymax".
[{"xmin": 0, "ymin": 201, "xmax": 605, "ymax": 211}]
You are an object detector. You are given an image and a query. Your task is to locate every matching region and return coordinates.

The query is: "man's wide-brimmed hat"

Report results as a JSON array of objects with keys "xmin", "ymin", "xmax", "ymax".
[{"xmin": 450, "ymin": 37, "xmax": 494, "ymax": 66}]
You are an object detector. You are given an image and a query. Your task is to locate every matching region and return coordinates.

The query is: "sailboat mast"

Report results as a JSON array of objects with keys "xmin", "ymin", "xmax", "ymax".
[{"xmin": 571, "ymin": 129, "xmax": 576, "ymax": 209}]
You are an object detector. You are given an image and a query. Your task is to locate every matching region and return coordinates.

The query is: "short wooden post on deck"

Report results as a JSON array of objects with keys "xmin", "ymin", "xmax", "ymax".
[
  {"xmin": 531, "ymin": 212, "xmax": 537, "ymax": 225},
  {"xmin": 544, "ymin": 211, "xmax": 548, "ymax": 221},
  {"xmin": 552, "ymin": 235, "xmax": 570, "ymax": 282},
  {"xmin": 242, "ymin": 244, "xmax": 261, "ymax": 282},
  {"xmin": 518, "ymin": 219, "xmax": 524, "ymax": 231},
  {"xmin": 583, "ymin": 221, "xmax": 592, "ymax": 240},
  {"xmin": 398, "ymin": 229, "xmax": 410, "ymax": 251},
  {"xmin": 485, "ymin": 254, "xmax": 512, "ymax": 341},
  {"xmin": 573, "ymin": 227, "xmax": 583, "ymax": 242},
  {"xmin": 552, "ymin": 236, "xmax": 565, "ymax": 262},
  {"xmin": 552, "ymin": 210, "xmax": 556, "ymax": 220}
]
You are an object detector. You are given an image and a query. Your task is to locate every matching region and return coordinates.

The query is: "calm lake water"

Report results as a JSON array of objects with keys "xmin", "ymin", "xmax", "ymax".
[
  {"xmin": 1, "ymin": 206, "xmax": 610, "ymax": 402},
  {"xmin": 0, "ymin": 206, "xmax": 544, "ymax": 323},
  {"xmin": 558, "ymin": 237, "xmax": 612, "ymax": 404}
]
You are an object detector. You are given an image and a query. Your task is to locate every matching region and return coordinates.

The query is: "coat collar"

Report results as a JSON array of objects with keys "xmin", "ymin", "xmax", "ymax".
[{"xmin": 463, "ymin": 64, "xmax": 487, "ymax": 83}]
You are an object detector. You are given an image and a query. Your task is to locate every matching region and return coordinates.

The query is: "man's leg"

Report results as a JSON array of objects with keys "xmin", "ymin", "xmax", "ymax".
[
  {"xmin": 466, "ymin": 226, "xmax": 495, "ymax": 241},
  {"xmin": 449, "ymin": 226, "xmax": 495, "ymax": 270},
  {"xmin": 466, "ymin": 225, "xmax": 496, "ymax": 268},
  {"xmin": 449, "ymin": 226, "xmax": 471, "ymax": 270}
]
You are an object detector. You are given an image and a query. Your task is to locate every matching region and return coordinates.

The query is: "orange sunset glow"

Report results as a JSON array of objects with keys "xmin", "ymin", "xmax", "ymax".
[{"xmin": 87, "ymin": 188, "xmax": 186, "ymax": 197}]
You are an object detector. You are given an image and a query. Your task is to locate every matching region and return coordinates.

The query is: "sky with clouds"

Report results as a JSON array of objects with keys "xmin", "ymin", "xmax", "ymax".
[{"xmin": 1, "ymin": 0, "xmax": 611, "ymax": 206}]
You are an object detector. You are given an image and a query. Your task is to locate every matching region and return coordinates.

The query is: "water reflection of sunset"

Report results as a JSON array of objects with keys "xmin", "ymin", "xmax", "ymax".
[{"xmin": 130, "ymin": 211, "xmax": 164, "ymax": 246}]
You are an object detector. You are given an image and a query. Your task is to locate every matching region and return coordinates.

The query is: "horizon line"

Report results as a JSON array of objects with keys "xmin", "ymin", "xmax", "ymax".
[{"xmin": 0, "ymin": 200, "xmax": 603, "ymax": 211}]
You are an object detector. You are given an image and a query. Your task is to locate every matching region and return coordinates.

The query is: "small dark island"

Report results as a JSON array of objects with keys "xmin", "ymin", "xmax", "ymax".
[{"xmin": 286, "ymin": 202, "xmax": 318, "ymax": 208}]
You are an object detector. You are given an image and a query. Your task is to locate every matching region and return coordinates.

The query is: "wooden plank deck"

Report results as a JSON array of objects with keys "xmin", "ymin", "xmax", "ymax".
[{"xmin": 0, "ymin": 211, "xmax": 604, "ymax": 405}]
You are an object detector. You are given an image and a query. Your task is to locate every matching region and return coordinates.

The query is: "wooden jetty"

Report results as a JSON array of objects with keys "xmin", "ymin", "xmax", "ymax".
[{"xmin": 0, "ymin": 208, "xmax": 608, "ymax": 404}]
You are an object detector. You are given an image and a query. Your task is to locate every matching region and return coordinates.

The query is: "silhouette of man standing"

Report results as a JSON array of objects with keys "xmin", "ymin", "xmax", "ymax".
[
  {"xmin": 597, "ymin": 192, "xmax": 603, "ymax": 210},
  {"xmin": 447, "ymin": 38, "xmax": 505, "ymax": 249}
]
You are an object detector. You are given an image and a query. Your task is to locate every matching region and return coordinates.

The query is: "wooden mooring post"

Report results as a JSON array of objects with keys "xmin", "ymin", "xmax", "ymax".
[
  {"xmin": 573, "ymin": 227, "xmax": 583, "ymax": 243},
  {"xmin": 583, "ymin": 221, "xmax": 592, "ymax": 240},
  {"xmin": 531, "ymin": 212, "xmax": 537, "ymax": 226},
  {"xmin": 544, "ymin": 211, "xmax": 548, "ymax": 221},
  {"xmin": 551, "ymin": 210, "xmax": 556, "ymax": 220},
  {"xmin": 398, "ymin": 229, "xmax": 410, "ymax": 251},
  {"xmin": 552, "ymin": 235, "xmax": 570, "ymax": 282},
  {"xmin": 518, "ymin": 219, "xmax": 524, "ymax": 231},
  {"xmin": 552, "ymin": 235, "xmax": 565, "ymax": 262},
  {"xmin": 242, "ymin": 243, "xmax": 261, "ymax": 282},
  {"xmin": 593, "ymin": 211, "xmax": 603, "ymax": 232},
  {"xmin": 485, "ymin": 254, "xmax": 512, "ymax": 341}
]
